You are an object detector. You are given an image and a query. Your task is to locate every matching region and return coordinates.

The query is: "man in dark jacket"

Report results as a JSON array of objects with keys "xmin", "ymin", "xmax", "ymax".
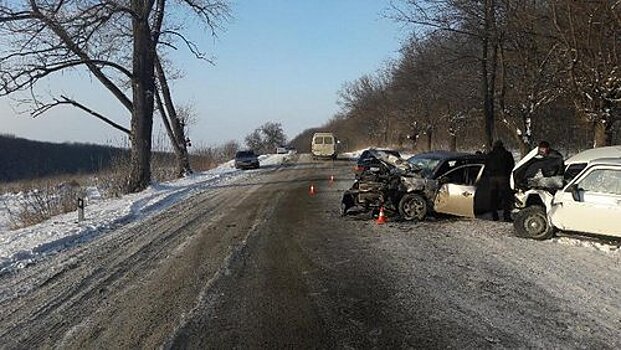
[
  {"xmin": 484, "ymin": 140, "xmax": 515, "ymax": 221},
  {"xmin": 534, "ymin": 141, "xmax": 564, "ymax": 177}
]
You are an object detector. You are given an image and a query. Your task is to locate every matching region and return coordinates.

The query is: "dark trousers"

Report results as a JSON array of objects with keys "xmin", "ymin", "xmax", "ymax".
[{"xmin": 489, "ymin": 176, "xmax": 512, "ymax": 220}]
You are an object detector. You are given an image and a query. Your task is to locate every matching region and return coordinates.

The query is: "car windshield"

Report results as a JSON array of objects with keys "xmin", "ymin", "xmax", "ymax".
[
  {"xmin": 236, "ymin": 151, "xmax": 254, "ymax": 157},
  {"xmin": 407, "ymin": 157, "xmax": 441, "ymax": 178}
]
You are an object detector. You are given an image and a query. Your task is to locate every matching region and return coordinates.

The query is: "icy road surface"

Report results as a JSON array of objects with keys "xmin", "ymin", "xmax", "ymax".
[
  {"xmin": 0, "ymin": 154, "xmax": 290, "ymax": 272},
  {"xmin": 0, "ymin": 154, "xmax": 619, "ymax": 349}
]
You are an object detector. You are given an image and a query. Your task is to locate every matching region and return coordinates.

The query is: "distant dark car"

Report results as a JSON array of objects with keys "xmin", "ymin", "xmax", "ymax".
[
  {"xmin": 354, "ymin": 149, "xmax": 402, "ymax": 179},
  {"xmin": 235, "ymin": 150, "xmax": 260, "ymax": 170}
]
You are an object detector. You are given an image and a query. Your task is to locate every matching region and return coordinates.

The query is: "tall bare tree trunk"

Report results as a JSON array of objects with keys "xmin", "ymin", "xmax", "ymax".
[
  {"xmin": 383, "ymin": 116, "xmax": 390, "ymax": 146},
  {"xmin": 449, "ymin": 133, "xmax": 457, "ymax": 151},
  {"xmin": 592, "ymin": 120, "xmax": 609, "ymax": 147},
  {"xmin": 426, "ymin": 127, "xmax": 433, "ymax": 151},
  {"xmin": 612, "ymin": 119, "xmax": 621, "ymax": 145},
  {"xmin": 482, "ymin": 0, "xmax": 496, "ymax": 151},
  {"xmin": 155, "ymin": 58, "xmax": 192, "ymax": 177},
  {"xmin": 128, "ymin": 2, "xmax": 156, "ymax": 192}
]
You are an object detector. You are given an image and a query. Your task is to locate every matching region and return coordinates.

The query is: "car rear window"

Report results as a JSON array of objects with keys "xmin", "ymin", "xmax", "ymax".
[
  {"xmin": 314, "ymin": 137, "xmax": 324, "ymax": 144},
  {"xmin": 236, "ymin": 151, "xmax": 255, "ymax": 157},
  {"xmin": 323, "ymin": 137, "xmax": 333, "ymax": 144}
]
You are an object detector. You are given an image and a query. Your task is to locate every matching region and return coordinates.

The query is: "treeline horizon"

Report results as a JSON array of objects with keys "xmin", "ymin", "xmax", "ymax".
[
  {"xmin": 0, "ymin": 134, "xmax": 236, "ymax": 184},
  {"xmin": 0, "ymin": 134, "xmax": 129, "ymax": 183}
]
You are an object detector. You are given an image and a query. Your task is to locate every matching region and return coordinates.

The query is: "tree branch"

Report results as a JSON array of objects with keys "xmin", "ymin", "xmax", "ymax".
[
  {"xmin": 28, "ymin": 1, "xmax": 134, "ymax": 112},
  {"xmin": 31, "ymin": 95, "xmax": 131, "ymax": 135}
]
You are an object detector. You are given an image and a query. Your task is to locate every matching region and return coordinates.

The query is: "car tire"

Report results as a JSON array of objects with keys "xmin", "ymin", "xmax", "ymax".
[
  {"xmin": 513, "ymin": 206, "xmax": 554, "ymax": 240},
  {"xmin": 398, "ymin": 193, "xmax": 427, "ymax": 221}
]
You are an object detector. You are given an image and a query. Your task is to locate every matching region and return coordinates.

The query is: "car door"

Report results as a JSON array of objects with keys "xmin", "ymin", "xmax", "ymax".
[
  {"xmin": 549, "ymin": 166, "xmax": 621, "ymax": 237},
  {"xmin": 433, "ymin": 164, "xmax": 484, "ymax": 218}
]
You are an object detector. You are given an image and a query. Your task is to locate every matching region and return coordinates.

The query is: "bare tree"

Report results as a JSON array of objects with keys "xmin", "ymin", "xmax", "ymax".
[
  {"xmin": 220, "ymin": 140, "xmax": 240, "ymax": 160},
  {"xmin": 0, "ymin": 0, "xmax": 229, "ymax": 192},
  {"xmin": 496, "ymin": 0, "xmax": 564, "ymax": 155},
  {"xmin": 155, "ymin": 57, "xmax": 192, "ymax": 177},
  {"xmin": 244, "ymin": 129, "xmax": 264, "ymax": 153},
  {"xmin": 390, "ymin": 0, "xmax": 504, "ymax": 150},
  {"xmin": 244, "ymin": 122, "xmax": 287, "ymax": 155},
  {"xmin": 551, "ymin": 0, "xmax": 621, "ymax": 147},
  {"xmin": 339, "ymin": 71, "xmax": 396, "ymax": 145}
]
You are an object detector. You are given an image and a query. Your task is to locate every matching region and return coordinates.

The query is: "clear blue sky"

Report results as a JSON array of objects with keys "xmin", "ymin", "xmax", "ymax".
[{"xmin": 0, "ymin": 0, "xmax": 404, "ymax": 147}]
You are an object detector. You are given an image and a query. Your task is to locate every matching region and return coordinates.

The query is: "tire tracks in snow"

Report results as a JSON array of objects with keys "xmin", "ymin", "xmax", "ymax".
[{"xmin": 0, "ymin": 164, "xmax": 301, "ymax": 348}]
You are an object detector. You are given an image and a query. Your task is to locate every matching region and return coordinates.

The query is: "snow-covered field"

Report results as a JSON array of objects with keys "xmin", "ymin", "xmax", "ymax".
[{"xmin": 0, "ymin": 154, "xmax": 290, "ymax": 273}]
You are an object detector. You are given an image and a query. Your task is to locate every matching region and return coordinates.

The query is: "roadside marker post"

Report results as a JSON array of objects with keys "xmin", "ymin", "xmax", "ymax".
[{"xmin": 77, "ymin": 196, "xmax": 85, "ymax": 222}]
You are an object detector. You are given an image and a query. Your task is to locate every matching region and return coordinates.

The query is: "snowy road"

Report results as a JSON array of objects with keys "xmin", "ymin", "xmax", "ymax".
[{"xmin": 0, "ymin": 155, "xmax": 619, "ymax": 349}]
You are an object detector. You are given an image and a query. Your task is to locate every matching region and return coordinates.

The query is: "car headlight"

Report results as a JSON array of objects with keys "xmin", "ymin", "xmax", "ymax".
[{"xmin": 514, "ymin": 193, "xmax": 524, "ymax": 207}]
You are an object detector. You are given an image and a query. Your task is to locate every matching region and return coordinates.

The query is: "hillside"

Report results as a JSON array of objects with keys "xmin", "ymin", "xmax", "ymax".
[{"xmin": 0, "ymin": 135, "xmax": 126, "ymax": 182}]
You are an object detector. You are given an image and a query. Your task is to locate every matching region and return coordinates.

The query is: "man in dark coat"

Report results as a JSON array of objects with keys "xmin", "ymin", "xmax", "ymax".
[
  {"xmin": 514, "ymin": 141, "xmax": 565, "ymax": 190},
  {"xmin": 534, "ymin": 141, "xmax": 564, "ymax": 177},
  {"xmin": 484, "ymin": 140, "xmax": 515, "ymax": 221}
]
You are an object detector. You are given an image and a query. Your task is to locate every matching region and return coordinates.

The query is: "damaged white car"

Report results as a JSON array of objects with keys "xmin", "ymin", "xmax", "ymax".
[{"xmin": 511, "ymin": 146, "xmax": 621, "ymax": 240}]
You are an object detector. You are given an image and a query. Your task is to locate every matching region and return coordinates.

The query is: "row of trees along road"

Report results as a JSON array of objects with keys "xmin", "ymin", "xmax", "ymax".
[
  {"xmin": 0, "ymin": 1, "xmax": 229, "ymax": 193},
  {"xmin": 291, "ymin": 0, "xmax": 620, "ymax": 155}
]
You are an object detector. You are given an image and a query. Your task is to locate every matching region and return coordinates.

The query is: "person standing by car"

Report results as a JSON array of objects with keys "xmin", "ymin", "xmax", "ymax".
[
  {"xmin": 535, "ymin": 141, "xmax": 564, "ymax": 177},
  {"xmin": 484, "ymin": 140, "xmax": 515, "ymax": 221}
]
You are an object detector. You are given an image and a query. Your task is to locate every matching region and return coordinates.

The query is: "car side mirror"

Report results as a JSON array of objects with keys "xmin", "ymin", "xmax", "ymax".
[
  {"xmin": 566, "ymin": 184, "xmax": 582, "ymax": 202},
  {"xmin": 438, "ymin": 176, "xmax": 449, "ymax": 185}
]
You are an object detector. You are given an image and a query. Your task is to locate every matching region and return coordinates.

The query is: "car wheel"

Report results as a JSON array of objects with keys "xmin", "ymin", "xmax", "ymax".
[
  {"xmin": 513, "ymin": 206, "xmax": 554, "ymax": 240},
  {"xmin": 398, "ymin": 193, "xmax": 427, "ymax": 221}
]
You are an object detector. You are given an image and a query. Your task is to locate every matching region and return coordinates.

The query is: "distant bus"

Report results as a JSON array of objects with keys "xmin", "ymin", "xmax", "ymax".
[{"xmin": 311, "ymin": 132, "xmax": 338, "ymax": 160}]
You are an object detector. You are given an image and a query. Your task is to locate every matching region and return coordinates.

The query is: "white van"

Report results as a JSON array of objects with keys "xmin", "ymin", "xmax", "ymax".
[{"xmin": 311, "ymin": 132, "xmax": 338, "ymax": 159}]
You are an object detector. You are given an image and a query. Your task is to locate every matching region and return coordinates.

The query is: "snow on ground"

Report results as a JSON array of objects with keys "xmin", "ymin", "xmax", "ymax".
[
  {"xmin": 0, "ymin": 194, "xmax": 16, "ymax": 231},
  {"xmin": 0, "ymin": 154, "xmax": 290, "ymax": 273},
  {"xmin": 340, "ymin": 149, "xmax": 366, "ymax": 160},
  {"xmin": 551, "ymin": 236, "xmax": 620, "ymax": 254}
]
